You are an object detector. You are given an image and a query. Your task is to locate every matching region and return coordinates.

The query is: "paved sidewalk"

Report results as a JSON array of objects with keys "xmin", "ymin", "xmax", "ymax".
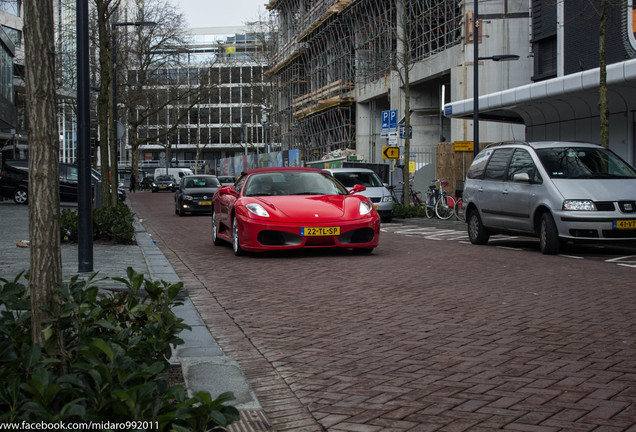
[{"xmin": 0, "ymin": 200, "xmax": 271, "ymax": 432}]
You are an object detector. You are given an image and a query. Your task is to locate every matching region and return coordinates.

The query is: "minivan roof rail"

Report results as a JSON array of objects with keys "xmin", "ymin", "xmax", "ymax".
[{"xmin": 484, "ymin": 140, "xmax": 531, "ymax": 149}]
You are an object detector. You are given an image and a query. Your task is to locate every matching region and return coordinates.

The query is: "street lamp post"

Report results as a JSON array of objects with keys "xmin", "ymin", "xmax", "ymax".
[
  {"xmin": 77, "ymin": 0, "xmax": 92, "ymax": 272},
  {"xmin": 472, "ymin": 1, "xmax": 519, "ymax": 158},
  {"xmin": 112, "ymin": 21, "xmax": 155, "ymax": 190}
]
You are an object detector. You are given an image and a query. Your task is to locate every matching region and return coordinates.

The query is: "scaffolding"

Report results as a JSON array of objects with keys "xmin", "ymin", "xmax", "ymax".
[
  {"xmin": 267, "ymin": 0, "xmax": 462, "ymax": 157},
  {"xmin": 406, "ymin": 0, "xmax": 463, "ymax": 62},
  {"xmin": 348, "ymin": 0, "xmax": 396, "ymax": 84}
]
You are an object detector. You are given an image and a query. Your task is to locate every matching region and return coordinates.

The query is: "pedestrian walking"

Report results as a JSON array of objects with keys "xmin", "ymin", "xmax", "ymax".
[{"xmin": 129, "ymin": 172, "xmax": 136, "ymax": 193}]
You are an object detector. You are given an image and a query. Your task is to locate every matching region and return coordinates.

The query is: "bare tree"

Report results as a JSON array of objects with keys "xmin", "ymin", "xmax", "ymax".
[
  {"xmin": 23, "ymin": 0, "xmax": 61, "ymax": 345},
  {"xmin": 598, "ymin": 0, "xmax": 609, "ymax": 148},
  {"xmin": 93, "ymin": 0, "xmax": 121, "ymax": 206},
  {"xmin": 394, "ymin": 0, "xmax": 414, "ymax": 205},
  {"xmin": 115, "ymin": 0, "xmax": 214, "ymax": 177}
]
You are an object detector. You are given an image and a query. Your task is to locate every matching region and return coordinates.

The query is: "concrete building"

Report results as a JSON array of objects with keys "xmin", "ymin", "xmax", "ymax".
[
  {"xmin": 445, "ymin": 0, "xmax": 636, "ymax": 167},
  {"xmin": 267, "ymin": 0, "xmax": 636, "ymax": 187},
  {"xmin": 0, "ymin": 0, "xmax": 80, "ymax": 164},
  {"xmin": 266, "ymin": 0, "xmax": 531, "ymax": 174},
  {"xmin": 0, "ymin": 0, "xmax": 24, "ymax": 161},
  {"xmin": 129, "ymin": 26, "xmax": 271, "ymax": 177}
]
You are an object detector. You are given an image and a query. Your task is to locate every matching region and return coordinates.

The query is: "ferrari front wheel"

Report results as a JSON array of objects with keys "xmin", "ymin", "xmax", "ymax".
[{"xmin": 232, "ymin": 215, "xmax": 244, "ymax": 256}]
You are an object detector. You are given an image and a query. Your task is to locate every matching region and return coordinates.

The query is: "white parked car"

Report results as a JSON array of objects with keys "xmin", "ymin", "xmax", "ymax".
[{"xmin": 324, "ymin": 168, "xmax": 394, "ymax": 223}]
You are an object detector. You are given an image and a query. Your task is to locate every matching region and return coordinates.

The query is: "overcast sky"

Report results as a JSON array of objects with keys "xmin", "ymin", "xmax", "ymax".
[{"xmin": 178, "ymin": 0, "xmax": 269, "ymax": 28}]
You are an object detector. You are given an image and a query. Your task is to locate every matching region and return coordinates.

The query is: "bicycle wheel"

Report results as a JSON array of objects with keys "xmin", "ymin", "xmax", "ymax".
[
  {"xmin": 424, "ymin": 195, "xmax": 435, "ymax": 218},
  {"xmin": 435, "ymin": 194, "xmax": 456, "ymax": 220},
  {"xmin": 454, "ymin": 198, "xmax": 464, "ymax": 221}
]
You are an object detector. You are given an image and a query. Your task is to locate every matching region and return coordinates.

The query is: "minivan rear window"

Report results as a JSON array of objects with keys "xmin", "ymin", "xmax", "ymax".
[
  {"xmin": 466, "ymin": 149, "xmax": 493, "ymax": 179},
  {"xmin": 484, "ymin": 149, "xmax": 514, "ymax": 180}
]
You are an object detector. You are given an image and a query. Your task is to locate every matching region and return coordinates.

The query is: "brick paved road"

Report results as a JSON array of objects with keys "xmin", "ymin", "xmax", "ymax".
[{"xmin": 130, "ymin": 192, "xmax": 636, "ymax": 432}]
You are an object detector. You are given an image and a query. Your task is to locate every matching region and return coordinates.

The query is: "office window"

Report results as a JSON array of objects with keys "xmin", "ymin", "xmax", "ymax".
[{"xmin": 533, "ymin": 36, "xmax": 557, "ymax": 80}]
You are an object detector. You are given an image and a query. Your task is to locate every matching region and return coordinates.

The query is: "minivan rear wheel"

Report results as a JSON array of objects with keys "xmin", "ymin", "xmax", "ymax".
[
  {"xmin": 539, "ymin": 212, "xmax": 560, "ymax": 255},
  {"xmin": 467, "ymin": 209, "xmax": 490, "ymax": 245}
]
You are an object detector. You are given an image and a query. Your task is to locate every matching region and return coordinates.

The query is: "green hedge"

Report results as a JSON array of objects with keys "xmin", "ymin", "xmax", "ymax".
[
  {"xmin": 0, "ymin": 268, "xmax": 239, "ymax": 431},
  {"xmin": 61, "ymin": 203, "xmax": 135, "ymax": 244},
  {"xmin": 392, "ymin": 203, "xmax": 429, "ymax": 218}
]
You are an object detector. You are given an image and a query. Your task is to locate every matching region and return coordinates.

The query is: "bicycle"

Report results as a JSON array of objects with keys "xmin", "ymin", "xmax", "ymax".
[
  {"xmin": 388, "ymin": 181, "xmax": 423, "ymax": 206},
  {"xmin": 453, "ymin": 179, "xmax": 465, "ymax": 221},
  {"xmin": 423, "ymin": 179, "xmax": 456, "ymax": 220},
  {"xmin": 387, "ymin": 184, "xmax": 404, "ymax": 205},
  {"xmin": 454, "ymin": 196, "xmax": 464, "ymax": 221}
]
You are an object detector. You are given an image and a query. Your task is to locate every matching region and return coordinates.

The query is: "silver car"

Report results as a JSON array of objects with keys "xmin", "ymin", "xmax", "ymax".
[
  {"xmin": 324, "ymin": 168, "xmax": 394, "ymax": 222},
  {"xmin": 462, "ymin": 141, "xmax": 636, "ymax": 254}
]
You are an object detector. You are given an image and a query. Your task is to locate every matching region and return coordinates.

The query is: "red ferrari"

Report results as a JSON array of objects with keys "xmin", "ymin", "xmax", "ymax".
[{"xmin": 211, "ymin": 167, "xmax": 381, "ymax": 255}]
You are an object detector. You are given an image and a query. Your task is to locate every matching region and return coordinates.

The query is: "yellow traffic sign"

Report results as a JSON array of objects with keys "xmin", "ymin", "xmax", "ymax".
[
  {"xmin": 454, "ymin": 141, "xmax": 474, "ymax": 152},
  {"xmin": 383, "ymin": 146, "xmax": 400, "ymax": 159}
]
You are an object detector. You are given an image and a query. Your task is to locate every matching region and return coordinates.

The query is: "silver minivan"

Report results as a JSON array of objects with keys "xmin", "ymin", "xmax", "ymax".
[
  {"xmin": 462, "ymin": 141, "xmax": 636, "ymax": 254},
  {"xmin": 324, "ymin": 168, "xmax": 394, "ymax": 222}
]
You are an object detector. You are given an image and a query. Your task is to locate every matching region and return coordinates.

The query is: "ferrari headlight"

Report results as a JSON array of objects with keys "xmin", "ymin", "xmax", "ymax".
[
  {"xmin": 246, "ymin": 203, "xmax": 270, "ymax": 217},
  {"xmin": 359, "ymin": 201, "xmax": 373, "ymax": 215},
  {"xmin": 563, "ymin": 200, "xmax": 596, "ymax": 211}
]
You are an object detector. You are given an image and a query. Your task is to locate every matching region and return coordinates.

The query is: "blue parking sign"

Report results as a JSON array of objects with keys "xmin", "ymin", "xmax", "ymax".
[{"xmin": 381, "ymin": 109, "xmax": 398, "ymax": 134}]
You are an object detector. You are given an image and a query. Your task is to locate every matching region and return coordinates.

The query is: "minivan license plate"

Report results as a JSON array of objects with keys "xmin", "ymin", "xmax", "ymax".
[
  {"xmin": 614, "ymin": 220, "xmax": 636, "ymax": 229},
  {"xmin": 301, "ymin": 226, "xmax": 340, "ymax": 236}
]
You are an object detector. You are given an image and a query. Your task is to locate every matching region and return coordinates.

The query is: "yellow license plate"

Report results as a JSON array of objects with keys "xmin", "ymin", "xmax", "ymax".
[
  {"xmin": 301, "ymin": 226, "xmax": 340, "ymax": 236},
  {"xmin": 374, "ymin": 205, "xmax": 379, "ymax": 210},
  {"xmin": 198, "ymin": 201, "xmax": 212, "ymax": 205},
  {"xmin": 614, "ymin": 220, "xmax": 636, "ymax": 229}
]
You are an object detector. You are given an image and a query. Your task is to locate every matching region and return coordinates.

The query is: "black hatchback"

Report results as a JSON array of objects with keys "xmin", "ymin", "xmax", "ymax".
[{"xmin": 0, "ymin": 160, "xmax": 125, "ymax": 204}]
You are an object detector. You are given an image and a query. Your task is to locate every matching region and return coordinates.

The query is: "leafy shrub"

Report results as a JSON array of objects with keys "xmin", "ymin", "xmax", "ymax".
[
  {"xmin": 392, "ymin": 203, "xmax": 428, "ymax": 218},
  {"xmin": 60, "ymin": 208, "xmax": 78, "ymax": 242},
  {"xmin": 93, "ymin": 203, "xmax": 135, "ymax": 244},
  {"xmin": 61, "ymin": 202, "xmax": 135, "ymax": 244},
  {"xmin": 0, "ymin": 269, "xmax": 239, "ymax": 430}
]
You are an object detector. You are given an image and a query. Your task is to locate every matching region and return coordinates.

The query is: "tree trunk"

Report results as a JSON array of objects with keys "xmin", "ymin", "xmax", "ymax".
[
  {"xmin": 599, "ymin": 0, "xmax": 609, "ymax": 148},
  {"xmin": 399, "ymin": 0, "xmax": 411, "ymax": 205},
  {"xmin": 96, "ymin": 0, "xmax": 113, "ymax": 206},
  {"xmin": 23, "ymin": 0, "xmax": 62, "ymax": 345},
  {"xmin": 130, "ymin": 125, "xmax": 139, "ymax": 178}
]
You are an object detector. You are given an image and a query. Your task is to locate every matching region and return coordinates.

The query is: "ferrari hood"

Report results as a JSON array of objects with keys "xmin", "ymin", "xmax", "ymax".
[{"xmin": 250, "ymin": 195, "xmax": 357, "ymax": 221}]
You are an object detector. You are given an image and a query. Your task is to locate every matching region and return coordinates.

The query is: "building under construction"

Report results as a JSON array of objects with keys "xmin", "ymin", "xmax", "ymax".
[{"xmin": 266, "ymin": 0, "xmax": 531, "ymax": 168}]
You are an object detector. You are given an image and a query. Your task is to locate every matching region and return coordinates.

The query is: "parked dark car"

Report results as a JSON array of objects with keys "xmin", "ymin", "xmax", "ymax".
[
  {"xmin": 217, "ymin": 175, "xmax": 237, "ymax": 186},
  {"xmin": 174, "ymin": 175, "xmax": 221, "ymax": 216},
  {"xmin": 152, "ymin": 175, "xmax": 177, "ymax": 192},
  {"xmin": 140, "ymin": 176, "xmax": 154, "ymax": 190},
  {"xmin": 0, "ymin": 160, "xmax": 125, "ymax": 204}
]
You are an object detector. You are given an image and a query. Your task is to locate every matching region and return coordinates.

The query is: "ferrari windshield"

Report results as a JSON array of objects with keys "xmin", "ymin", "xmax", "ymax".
[
  {"xmin": 244, "ymin": 171, "xmax": 348, "ymax": 196},
  {"xmin": 535, "ymin": 147, "xmax": 636, "ymax": 179}
]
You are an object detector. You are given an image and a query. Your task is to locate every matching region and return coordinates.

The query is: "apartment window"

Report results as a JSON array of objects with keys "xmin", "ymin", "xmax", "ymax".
[
  {"xmin": 231, "ymin": 87, "xmax": 241, "ymax": 103},
  {"xmin": 231, "ymin": 67, "xmax": 241, "ymax": 83},
  {"xmin": 231, "ymin": 107, "xmax": 241, "ymax": 123},
  {"xmin": 209, "ymin": 67, "xmax": 219, "ymax": 85},
  {"xmin": 242, "ymin": 67, "xmax": 252, "ymax": 83}
]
